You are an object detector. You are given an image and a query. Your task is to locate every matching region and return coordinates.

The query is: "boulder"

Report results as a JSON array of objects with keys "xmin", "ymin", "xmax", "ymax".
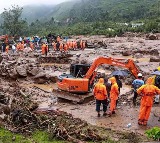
[
  {"xmin": 150, "ymin": 49, "xmax": 159, "ymax": 56},
  {"xmin": 8, "ymin": 68, "xmax": 18, "ymax": 79},
  {"xmin": 150, "ymin": 56, "xmax": 160, "ymax": 62},
  {"xmin": 27, "ymin": 67, "xmax": 39, "ymax": 76},
  {"xmin": 148, "ymin": 34, "xmax": 158, "ymax": 40},
  {"xmin": 122, "ymin": 50, "xmax": 132, "ymax": 56},
  {"xmin": 16, "ymin": 65, "xmax": 27, "ymax": 77},
  {"xmin": 34, "ymin": 72, "xmax": 46, "ymax": 79}
]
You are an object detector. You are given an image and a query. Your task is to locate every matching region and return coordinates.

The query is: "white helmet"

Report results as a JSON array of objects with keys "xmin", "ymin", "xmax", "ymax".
[{"xmin": 138, "ymin": 73, "xmax": 142, "ymax": 77}]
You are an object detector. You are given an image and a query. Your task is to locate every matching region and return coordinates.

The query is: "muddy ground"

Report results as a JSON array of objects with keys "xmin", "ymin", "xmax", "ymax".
[{"xmin": 0, "ymin": 33, "xmax": 160, "ymax": 142}]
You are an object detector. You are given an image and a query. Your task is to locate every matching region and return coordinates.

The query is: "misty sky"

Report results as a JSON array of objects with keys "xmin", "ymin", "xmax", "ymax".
[{"xmin": 0, "ymin": 0, "xmax": 69, "ymax": 13}]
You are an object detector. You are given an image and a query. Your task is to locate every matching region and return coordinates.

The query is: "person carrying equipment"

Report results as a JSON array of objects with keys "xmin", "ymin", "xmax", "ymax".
[
  {"xmin": 93, "ymin": 78, "xmax": 108, "ymax": 117},
  {"xmin": 132, "ymin": 73, "xmax": 144, "ymax": 106},
  {"xmin": 137, "ymin": 77, "xmax": 160, "ymax": 126}
]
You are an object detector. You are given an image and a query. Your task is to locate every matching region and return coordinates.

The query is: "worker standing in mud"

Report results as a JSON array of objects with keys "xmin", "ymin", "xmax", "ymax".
[
  {"xmin": 154, "ymin": 67, "xmax": 160, "ymax": 104},
  {"xmin": 137, "ymin": 77, "xmax": 160, "ymax": 126},
  {"xmin": 132, "ymin": 73, "xmax": 144, "ymax": 106},
  {"xmin": 93, "ymin": 78, "xmax": 108, "ymax": 117},
  {"xmin": 108, "ymin": 77, "xmax": 119, "ymax": 116},
  {"xmin": 104, "ymin": 77, "xmax": 111, "ymax": 98},
  {"xmin": 114, "ymin": 75, "xmax": 122, "ymax": 106}
]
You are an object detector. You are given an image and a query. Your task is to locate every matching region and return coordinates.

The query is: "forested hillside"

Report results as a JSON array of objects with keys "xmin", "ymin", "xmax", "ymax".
[
  {"xmin": 0, "ymin": 0, "xmax": 160, "ymax": 36},
  {"xmin": 1, "ymin": 0, "xmax": 159, "ymax": 23},
  {"xmin": 62, "ymin": 0, "xmax": 160, "ymax": 23}
]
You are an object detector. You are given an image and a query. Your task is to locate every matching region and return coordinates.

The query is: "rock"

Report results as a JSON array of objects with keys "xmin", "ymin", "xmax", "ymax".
[
  {"xmin": 150, "ymin": 56, "xmax": 160, "ymax": 62},
  {"xmin": 150, "ymin": 49, "xmax": 159, "ymax": 55},
  {"xmin": 34, "ymin": 78, "xmax": 47, "ymax": 84},
  {"xmin": 12, "ymin": 136, "xmax": 16, "ymax": 141},
  {"xmin": 16, "ymin": 65, "xmax": 27, "ymax": 77},
  {"xmin": 148, "ymin": 34, "xmax": 158, "ymax": 40},
  {"xmin": 87, "ymin": 43, "xmax": 95, "ymax": 49},
  {"xmin": 133, "ymin": 53, "xmax": 143, "ymax": 59},
  {"xmin": 0, "ymin": 55, "xmax": 3, "ymax": 63},
  {"xmin": 46, "ymin": 72, "xmax": 59, "ymax": 83},
  {"xmin": 34, "ymin": 72, "xmax": 46, "ymax": 79},
  {"xmin": 27, "ymin": 67, "xmax": 39, "ymax": 76},
  {"xmin": 122, "ymin": 50, "xmax": 132, "ymax": 56},
  {"xmin": 0, "ymin": 92, "xmax": 8, "ymax": 104},
  {"xmin": 81, "ymin": 60, "xmax": 88, "ymax": 64},
  {"xmin": 8, "ymin": 68, "xmax": 18, "ymax": 79}
]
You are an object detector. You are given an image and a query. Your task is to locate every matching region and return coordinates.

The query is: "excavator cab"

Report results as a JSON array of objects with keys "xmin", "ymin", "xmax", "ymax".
[{"xmin": 70, "ymin": 64, "xmax": 90, "ymax": 78}]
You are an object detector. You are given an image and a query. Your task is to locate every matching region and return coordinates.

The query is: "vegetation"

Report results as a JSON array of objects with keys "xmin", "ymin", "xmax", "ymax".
[
  {"xmin": 0, "ymin": 127, "xmax": 66, "ymax": 143},
  {"xmin": 145, "ymin": 127, "xmax": 160, "ymax": 141},
  {"xmin": 0, "ymin": 0, "xmax": 160, "ymax": 36},
  {"xmin": 1, "ymin": 5, "xmax": 28, "ymax": 36}
]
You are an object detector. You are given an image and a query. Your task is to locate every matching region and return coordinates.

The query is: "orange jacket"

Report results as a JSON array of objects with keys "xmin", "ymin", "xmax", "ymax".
[
  {"xmin": 41, "ymin": 44, "xmax": 46, "ymax": 54},
  {"xmin": 63, "ymin": 43, "xmax": 68, "ymax": 51},
  {"xmin": 6, "ymin": 45, "xmax": 9, "ymax": 53},
  {"xmin": 59, "ymin": 43, "xmax": 63, "ymax": 51},
  {"xmin": 137, "ymin": 77, "xmax": 160, "ymax": 106},
  {"xmin": 93, "ymin": 78, "xmax": 107, "ymax": 100},
  {"xmin": 30, "ymin": 42, "xmax": 34, "ymax": 50},
  {"xmin": 80, "ymin": 40, "xmax": 83, "ymax": 48},
  {"xmin": 109, "ymin": 77, "xmax": 119, "ymax": 100}
]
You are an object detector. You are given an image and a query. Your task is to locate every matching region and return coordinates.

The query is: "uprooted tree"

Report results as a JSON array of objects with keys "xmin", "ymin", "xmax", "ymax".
[{"xmin": 1, "ymin": 5, "xmax": 28, "ymax": 36}]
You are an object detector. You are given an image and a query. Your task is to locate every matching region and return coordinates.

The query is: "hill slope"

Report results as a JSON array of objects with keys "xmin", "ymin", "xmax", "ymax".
[
  {"xmin": 61, "ymin": 0, "xmax": 160, "ymax": 22},
  {"xmin": 22, "ymin": 5, "xmax": 55, "ymax": 23},
  {"xmin": 0, "ymin": 0, "xmax": 159, "ymax": 24}
]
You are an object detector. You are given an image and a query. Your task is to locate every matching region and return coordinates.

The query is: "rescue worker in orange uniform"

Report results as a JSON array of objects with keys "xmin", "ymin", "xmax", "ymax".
[
  {"xmin": 109, "ymin": 77, "xmax": 119, "ymax": 116},
  {"xmin": 137, "ymin": 77, "xmax": 160, "ymax": 126},
  {"xmin": 93, "ymin": 78, "xmax": 108, "ymax": 117},
  {"xmin": 63, "ymin": 43, "xmax": 68, "ymax": 52},
  {"xmin": 30, "ymin": 42, "xmax": 34, "ymax": 50},
  {"xmin": 74, "ymin": 41, "xmax": 77, "ymax": 50},
  {"xmin": 82, "ymin": 41, "xmax": 86, "ymax": 50},
  {"xmin": 59, "ymin": 42, "xmax": 63, "ymax": 52},
  {"xmin": 80, "ymin": 40, "xmax": 83, "ymax": 49},
  {"xmin": 5, "ymin": 45, "xmax": 9, "ymax": 53},
  {"xmin": 41, "ymin": 43, "xmax": 48, "ymax": 56}
]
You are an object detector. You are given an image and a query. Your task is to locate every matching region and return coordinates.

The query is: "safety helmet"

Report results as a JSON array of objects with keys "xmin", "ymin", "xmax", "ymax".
[{"xmin": 138, "ymin": 73, "xmax": 142, "ymax": 77}]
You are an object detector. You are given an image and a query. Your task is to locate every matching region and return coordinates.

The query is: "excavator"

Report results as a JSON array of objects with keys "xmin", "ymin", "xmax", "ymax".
[{"xmin": 54, "ymin": 56, "xmax": 139, "ymax": 103}]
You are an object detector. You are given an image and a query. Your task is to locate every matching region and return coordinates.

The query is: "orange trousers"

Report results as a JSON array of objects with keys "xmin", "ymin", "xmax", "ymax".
[
  {"xmin": 139, "ymin": 104, "xmax": 152, "ymax": 122},
  {"xmin": 110, "ymin": 99, "xmax": 116, "ymax": 112}
]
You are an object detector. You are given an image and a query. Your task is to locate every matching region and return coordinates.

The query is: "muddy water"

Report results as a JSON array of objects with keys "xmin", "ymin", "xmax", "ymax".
[{"xmin": 20, "ymin": 83, "xmax": 58, "ymax": 108}]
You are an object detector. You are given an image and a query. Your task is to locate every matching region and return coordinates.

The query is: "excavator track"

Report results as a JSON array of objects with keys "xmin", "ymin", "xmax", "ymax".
[{"xmin": 52, "ymin": 88, "xmax": 94, "ymax": 104}]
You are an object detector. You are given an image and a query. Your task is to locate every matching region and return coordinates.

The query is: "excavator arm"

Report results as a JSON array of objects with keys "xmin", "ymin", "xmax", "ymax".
[{"xmin": 84, "ymin": 57, "xmax": 139, "ymax": 79}]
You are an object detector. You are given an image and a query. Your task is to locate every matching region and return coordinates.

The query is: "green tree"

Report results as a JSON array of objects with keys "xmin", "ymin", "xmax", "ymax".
[{"xmin": 2, "ymin": 5, "xmax": 27, "ymax": 36}]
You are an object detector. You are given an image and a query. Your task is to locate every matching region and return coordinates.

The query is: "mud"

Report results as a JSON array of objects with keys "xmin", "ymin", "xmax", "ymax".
[{"xmin": 0, "ymin": 34, "xmax": 160, "ymax": 142}]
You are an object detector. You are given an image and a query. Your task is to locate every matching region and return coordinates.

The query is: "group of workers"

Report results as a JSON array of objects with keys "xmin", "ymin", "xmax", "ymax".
[
  {"xmin": 1, "ymin": 35, "xmax": 87, "ymax": 55},
  {"xmin": 41, "ymin": 40, "xmax": 86, "ymax": 55},
  {"xmin": 51, "ymin": 40, "xmax": 86, "ymax": 52},
  {"xmin": 94, "ymin": 67, "xmax": 160, "ymax": 126}
]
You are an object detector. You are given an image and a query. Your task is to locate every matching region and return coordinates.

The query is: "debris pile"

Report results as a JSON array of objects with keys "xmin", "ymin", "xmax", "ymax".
[
  {"xmin": 1, "ymin": 86, "xmax": 107, "ymax": 143},
  {"xmin": 38, "ymin": 53, "xmax": 73, "ymax": 64}
]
